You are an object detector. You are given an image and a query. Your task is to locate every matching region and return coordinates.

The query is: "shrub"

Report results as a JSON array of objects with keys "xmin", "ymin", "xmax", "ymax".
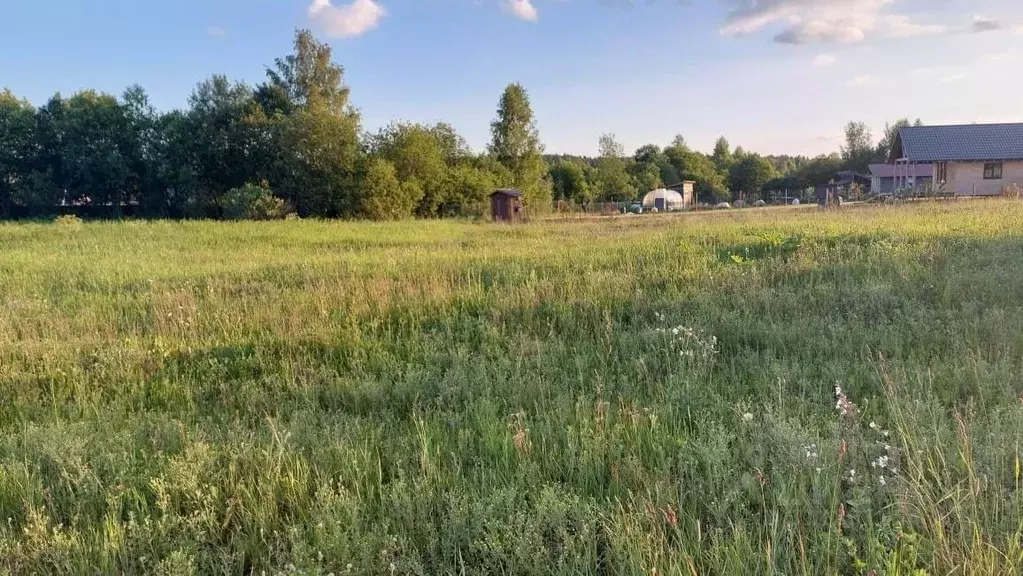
[
  {"xmin": 359, "ymin": 159, "xmax": 421, "ymax": 220},
  {"xmin": 53, "ymin": 214, "xmax": 83, "ymax": 229},
  {"xmin": 220, "ymin": 184, "xmax": 290, "ymax": 220}
]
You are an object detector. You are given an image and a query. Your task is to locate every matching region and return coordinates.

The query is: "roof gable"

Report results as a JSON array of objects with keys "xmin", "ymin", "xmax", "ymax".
[{"xmin": 895, "ymin": 123, "xmax": 1023, "ymax": 162}]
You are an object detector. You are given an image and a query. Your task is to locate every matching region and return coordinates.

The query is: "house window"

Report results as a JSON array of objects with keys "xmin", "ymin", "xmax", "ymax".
[
  {"xmin": 983, "ymin": 163, "xmax": 1003, "ymax": 180},
  {"xmin": 936, "ymin": 163, "xmax": 947, "ymax": 183}
]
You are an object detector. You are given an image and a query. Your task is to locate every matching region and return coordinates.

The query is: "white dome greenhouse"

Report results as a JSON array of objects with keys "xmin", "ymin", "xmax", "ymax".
[{"xmin": 641, "ymin": 189, "xmax": 685, "ymax": 212}]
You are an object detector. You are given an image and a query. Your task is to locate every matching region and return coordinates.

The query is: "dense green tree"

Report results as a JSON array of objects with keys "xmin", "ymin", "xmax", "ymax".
[
  {"xmin": 632, "ymin": 144, "xmax": 671, "ymax": 191},
  {"xmin": 729, "ymin": 155, "xmax": 777, "ymax": 200},
  {"xmin": 664, "ymin": 141, "xmax": 727, "ymax": 203},
  {"xmin": 795, "ymin": 154, "xmax": 844, "ymax": 187},
  {"xmin": 119, "ymin": 85, "xmax": 164, "ymax": 216},
  {"xmin": 631, "ymin": 163, "xmax": 661, "ymax": 193},
  {"xmin": 182, "ymin": 76, "xmax": 261, "ymax": 215},
  {"xmin": 633, "ymin": 144, "xmax": 664, "ymax": 166},
  {"xmin": 276, "ymin": 102, "xmax": 361, "ymax": 216},
  {"xmin": 264, "ymin": 31, "xmax": 362, "ymax": 216},
  {"xmin": 550, "ymin": 159, "xmax": 591, "ymax": 203},
  {"xmin": 0, "ymin": 90, "xmax": 40, "ymax": 216},
  {"xmin": 670, "ymin": 134, "xmax": 688, "ymax": 151},
  {"xmin": 443, "ymin": 160, "xmax": 501, "ymax": 216},
  {"xmin": 370, "ymin": 122, "xmax": 451, "ymax": 216},
  {"xmin": 841, "ymin": 121, "xmax": 874, "ymax": 173},
  {"xmin": 46, "ymin": 90, "xmax": 134, "ymax": 215},
  {"xmin": 712, "ymin": 136, "xmax": 732, "ymax": 170},
  {"xmin": 265, "ymin": 29, "xmax": 352, "ymax": 114},
  {"xmin": 593, "ymin": 133, "xmax": 635, "ymax": 201},
  {"xmin": 489, "ymin": 83, "xmax": 551, "ymax": 210},
  {"xmin": 359, "ymin": 158, "xmax": 420, "ymax": 220}
]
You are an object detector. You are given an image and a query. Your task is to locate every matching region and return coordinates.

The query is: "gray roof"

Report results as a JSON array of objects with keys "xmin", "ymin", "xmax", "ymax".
[
  {"xmin": 491, "ymin": 188, "xmax": 523, "ymax": 198},
  {"xmin": 895, "ymin": 123, "xmax": 1023, "ymax": 162},
  {"xmin": 868, "ymin": 163, "xmax": 932, "ymax": 178}
]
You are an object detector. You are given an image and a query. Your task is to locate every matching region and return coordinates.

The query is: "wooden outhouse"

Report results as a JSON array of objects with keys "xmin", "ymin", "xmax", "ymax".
[{"xmin": 490, "ymin": 189, "xmax": 523, "ymax": 222}]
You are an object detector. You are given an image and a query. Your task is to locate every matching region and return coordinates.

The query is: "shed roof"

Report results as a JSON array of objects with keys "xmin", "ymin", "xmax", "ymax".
[
  {"xmin": 868, "ymin": 163, "xmax": 933, "ymax": 178},
  {"xmin": 490, "ymin": 188, "xmax": 523, "ymax": 198},
  {"xmin": 830, "ymin": 171, "xmax": 871, "ymax": 186},
  {"xmin": 892, "ymin": 123, "xmax": 1023, "ymax": 162}
]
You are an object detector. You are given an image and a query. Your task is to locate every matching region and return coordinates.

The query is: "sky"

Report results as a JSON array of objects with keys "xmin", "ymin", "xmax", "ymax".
[{"xmin": 1, "ymin": 0, "xmax": 1022, "ymax": 157}]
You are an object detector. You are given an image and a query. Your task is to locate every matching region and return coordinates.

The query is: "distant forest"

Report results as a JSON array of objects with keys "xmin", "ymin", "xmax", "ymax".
[{"xmin": 0, "ymin": 30, "xmax": 919, "ymax": 220}]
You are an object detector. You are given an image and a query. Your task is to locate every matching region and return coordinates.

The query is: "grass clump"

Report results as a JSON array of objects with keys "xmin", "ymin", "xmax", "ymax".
[{"xmin": 0, "ymin": 201, "xmax": 1021, "ymax": 574}]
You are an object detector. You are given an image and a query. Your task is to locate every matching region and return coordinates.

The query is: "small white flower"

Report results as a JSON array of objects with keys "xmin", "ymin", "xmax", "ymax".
[
  {"xmin": 815, "ymin": 467, "xmax": 822, "ymax": 474},
  {"xmin": 869, "ymin": 421, "xmax": 877, "ymax": 430},
  {"xmin": 879, "ymin": 477, "xmax": 887, "ymax": 486},
  {"xmin": 742, "ymin": 412, "xmax": 754, "ymax": 422}
]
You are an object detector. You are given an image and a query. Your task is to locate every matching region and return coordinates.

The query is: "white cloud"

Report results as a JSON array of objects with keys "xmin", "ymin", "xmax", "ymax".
[
  {"xmin": 846, "ymin": 74, "xmax": 875, "ymax": 86},
  {"xmin": 775, "ymin": 19, "xmax": 865, "ymax": 45},
  {"xmin": 881, "ymin": 15, "xmax": 947, "ymax": 38},
  {"xmin": 937, "ymin": 72, "xmax": 967, "ymax": 84},
  {"xmin": 308, "ymin": 0, "xmax": 387, "ymax": 38},
  {"xmin": 720, "ymin": 0, "xmax": 945, "ymax": 45},
  {"xmin": 972, "ymin": 16, "xmax": 1002, "ymax": 33},
  {"xmin": 504, "ymin": 0, "xmax": 538, "ymax": 21},
  {"xmin": 812, "ymin": 53, "xmax": 837, "ymax": 67},
  {"xmin": 911, "ymin": 65, "xmax": 966, "ymax": 83}
]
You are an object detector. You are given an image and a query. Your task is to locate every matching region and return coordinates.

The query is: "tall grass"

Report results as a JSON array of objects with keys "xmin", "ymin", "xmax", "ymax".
[{"xmin": 0, "ymin": 202, "xmax": 1021, "ymax": 574}]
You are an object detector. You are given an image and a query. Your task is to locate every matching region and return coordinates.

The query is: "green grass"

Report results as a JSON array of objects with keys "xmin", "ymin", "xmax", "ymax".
[{"xmin": 1, "ymin": 202, "xmax": 1022, "ymax": 575}]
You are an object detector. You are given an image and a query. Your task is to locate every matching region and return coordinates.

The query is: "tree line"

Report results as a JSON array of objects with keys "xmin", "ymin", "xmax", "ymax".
[
  {"xmin": 548, "ymin": 118, "xmax": 922, "ymax": 207},
  {"xmin": 0, "ymin": 29, "xmax": 919, "ymax": 220},
  {"xmin": 0, "ymin": 31, "xmax": 548, "ymax": 220}
]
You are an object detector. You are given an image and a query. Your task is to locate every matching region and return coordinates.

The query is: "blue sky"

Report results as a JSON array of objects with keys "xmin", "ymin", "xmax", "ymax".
[{"xmin": 2, "ymin": 0, "xmax": 1022, "ymax": 156}]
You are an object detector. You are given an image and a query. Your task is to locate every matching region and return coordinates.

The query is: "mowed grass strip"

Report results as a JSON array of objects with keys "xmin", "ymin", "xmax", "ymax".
[{"xmin": 0, "ymin": 202, "xmax": 1022, "ymax": 574}]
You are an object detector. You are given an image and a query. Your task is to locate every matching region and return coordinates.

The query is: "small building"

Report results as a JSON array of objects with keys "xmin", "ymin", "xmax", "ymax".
[
  {"xmin": 642, "ymin": 188, "xmax": 687, "ymax": 212},
  {"xmin": 889, "ymin": 123, "xmax": 1023, "ymax": 196},
  {"xmin": 490, "ymin": 189, "xmax": 523, "ymax": 222},
  {"xmin": 868, "ymin": 163, "xmax": 933, "ymax": 195},
  {"xmin": 815, "ymin": 171, "xmax": 870, "ymax": 205},
  {"xmin": 646, "ymin": 181, "xmax": 695, "ymax": 211},
  {"xmin": 670, "ymin": 181, "xmax": 696, "ymax": 208}
]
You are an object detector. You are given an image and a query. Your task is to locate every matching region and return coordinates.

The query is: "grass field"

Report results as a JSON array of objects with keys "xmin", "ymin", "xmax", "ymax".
[{"xmin": 1, "ymin": 202, "xmax": 1022, "ymax": 575}]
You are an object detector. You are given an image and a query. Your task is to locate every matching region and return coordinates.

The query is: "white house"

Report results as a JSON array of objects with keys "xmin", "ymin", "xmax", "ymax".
[{"xmin": 889, "ymin": 123, "xmax": 1023, "ymax": 196}]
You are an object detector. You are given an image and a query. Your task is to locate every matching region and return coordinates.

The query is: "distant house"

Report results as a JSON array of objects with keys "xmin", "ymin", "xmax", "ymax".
[
  {"xmin": 814, "ymin": 171, "xmax": 870, "ymax": 204},
  {"xmin": 868, "ymin": 163, "xmax": 932, "ymax": 195},
  {"xmin": 889, "ymin": 123, "xmax": 1023, "ymax": 196}
]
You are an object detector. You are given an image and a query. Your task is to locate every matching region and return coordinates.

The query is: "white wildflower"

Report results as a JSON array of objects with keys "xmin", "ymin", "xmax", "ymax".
[{"xmin": 742, "ymin": 412, "xmax": 754, "ymax": 422}]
